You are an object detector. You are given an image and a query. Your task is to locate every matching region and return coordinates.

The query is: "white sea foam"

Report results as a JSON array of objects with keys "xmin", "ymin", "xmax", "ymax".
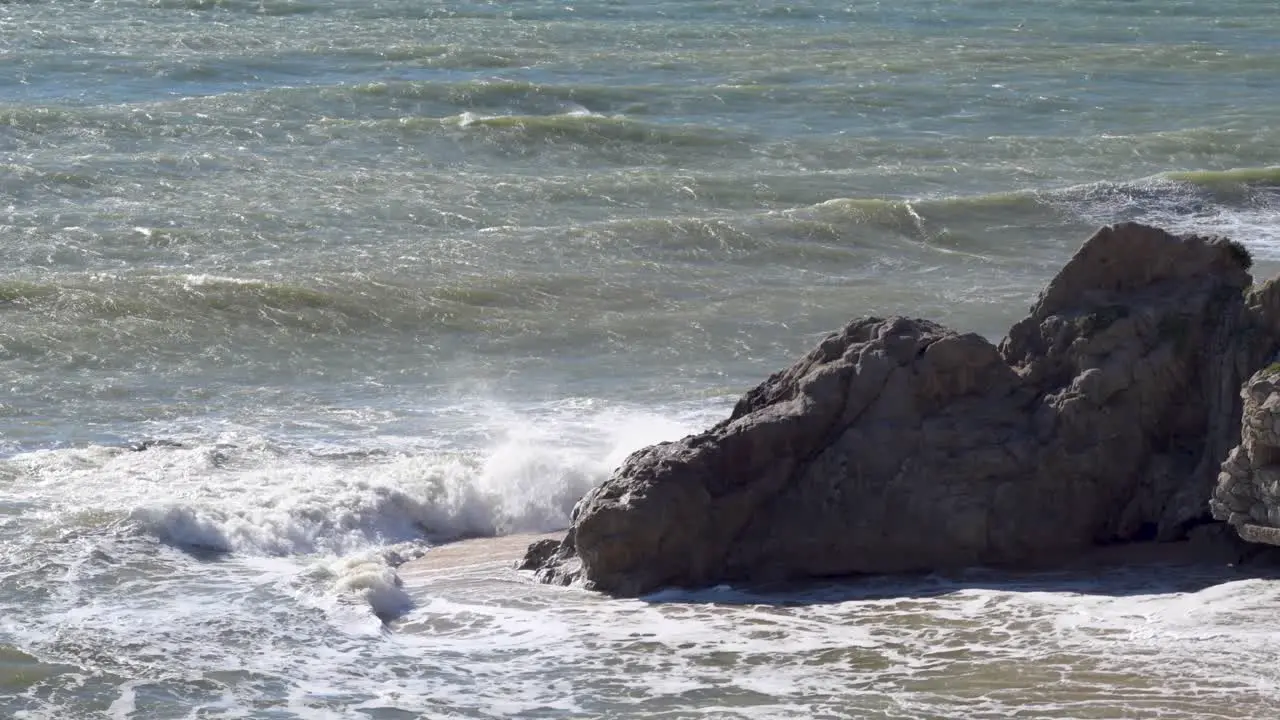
[
  {"xmin": 13, "ymin": 401, "xmax": 1279, "ymax": 717},
  {"xmin": 313, "ymin": 550, "xmax": 416, "ymax": 623},
  {"xmin": 1057, "ymin": 177, "xmax": 1280, "ymax": 260},
  {"xmin": 372, "ymin": 561, "xmax": 1280, "ymax": 718},
  {"xmin": 2, "ymin": 400, "xmax": 721, "ymax": 623},
  {"xmin": 179, "ymin": 273, "xmax": 263, "ymax": 289}
]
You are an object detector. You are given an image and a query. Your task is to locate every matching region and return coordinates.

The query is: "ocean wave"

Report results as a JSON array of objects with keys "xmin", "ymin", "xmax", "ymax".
[
  {"xmin": 347, "ymin": 78, "xmax": 647, "ymax": 112},
  {"xmin": 2, "ymin": 166, "xmax": 1276, "ymax": 346},
  {"xmin": 1, "ymin": 402, "xmax": 714, "ymax": 620},
  {"xmin": 0, "ymin": 275, "xmax": 390, "ymax": 337},
  {"xmin": 1, "ymin": 86, "xmax": 741, "ymax": 156},
  {"xmin": 5, "ymin": 403, "xmax": 708, "ymax": 555},
  {"xmin": 1048, "ymin": 170, "xmax": 1280, "ymax": 257},
  {"xmin": 796, "ymin": 166, "xmax": 1280, "ymax": 255},
  {"xmin": 0, "ymin": 103, "xmax": 282, "ymax": 145},
  {"xmin": 310, "ymin": 110, "xmax": 743, "ymax": 151},
  {"xmin": 343, "ymin": 45, "xmax": 552, "ymax": 69},
  {"xmin": 0, "ymin": 271, "xmax": 638, "ymax": 347},
  {"xmin": 308, "ymin": 550, "xmax": 417, "ymax": 623},
  {"xmin": 1165, "ymin": 166, "xmax": 1280, "ymax": 187},
  {"xmin": 0, "ymin": 106, "xmax": 82, "ymax": 135},
  {"xmin": 111, "ymin": 444, "xmax": 585, "ymax": 556},
  {"xmin": 142, "ymin": 0, "xmax": 324, "ymax": 16},
  {"xmin": 0, "ymin": 163, "xmax": 99, "ymax": 191}
]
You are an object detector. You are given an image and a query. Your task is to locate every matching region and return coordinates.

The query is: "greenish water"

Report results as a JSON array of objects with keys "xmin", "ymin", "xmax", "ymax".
[{"xmin": 3, "ymin": 0, "xmax": 1280, "ymax": 716}]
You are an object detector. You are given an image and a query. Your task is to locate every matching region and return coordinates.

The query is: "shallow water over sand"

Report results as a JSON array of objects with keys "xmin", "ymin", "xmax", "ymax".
[{"xmin": 393, "ymin": 545, "xmax": 1280, "ymax": 719}]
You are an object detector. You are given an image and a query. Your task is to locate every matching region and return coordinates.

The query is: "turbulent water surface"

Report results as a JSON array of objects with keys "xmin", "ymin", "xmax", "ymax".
[{"xmin": 3, "ymin": 0, "xmax": 1280, "ymax": 717}]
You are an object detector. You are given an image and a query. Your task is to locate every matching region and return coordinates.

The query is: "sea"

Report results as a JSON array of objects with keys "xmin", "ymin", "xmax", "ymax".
[{"xmin": 3, "ymin": 0, "xmax": 1280, "ymax": 717}]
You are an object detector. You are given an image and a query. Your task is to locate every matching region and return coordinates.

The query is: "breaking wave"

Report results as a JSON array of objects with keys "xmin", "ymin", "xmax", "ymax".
[
  {"xmin": 800, "ymin": 166, "xmax": 1280, "ymax": 256},
  {"xmin": 1, "ymin": 401, "xmax": 720, "ymax": 618}
]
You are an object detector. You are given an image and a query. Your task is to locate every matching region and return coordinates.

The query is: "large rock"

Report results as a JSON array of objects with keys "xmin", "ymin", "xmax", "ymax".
[{"xmin": 528, "ymin": 223, "xmax": 1272, "ymax": 596}]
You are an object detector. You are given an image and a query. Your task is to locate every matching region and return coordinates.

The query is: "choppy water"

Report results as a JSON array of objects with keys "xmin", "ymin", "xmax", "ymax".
[{"xmin": 3, "ymin": 0, "xmax": 1280, "ymax": 716}]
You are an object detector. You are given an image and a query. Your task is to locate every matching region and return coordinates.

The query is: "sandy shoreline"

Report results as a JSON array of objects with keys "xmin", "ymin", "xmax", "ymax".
[
  {"xmin": 399, "ymin": 532, "xmax": 562, "ymax": 580},
  {"xmin": 399, "ymin": 532, "xmax": 1248, "ymax": 590}
]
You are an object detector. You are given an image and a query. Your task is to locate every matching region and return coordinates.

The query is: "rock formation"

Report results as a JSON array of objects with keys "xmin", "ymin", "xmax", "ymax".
[
  {"xmin": 526, "ymin": 223, "xmax": 1280, "ymax": 596},
  {"xmin": 1213, "ymin": 353, "xmax": 1280, "ymax": 545}
]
